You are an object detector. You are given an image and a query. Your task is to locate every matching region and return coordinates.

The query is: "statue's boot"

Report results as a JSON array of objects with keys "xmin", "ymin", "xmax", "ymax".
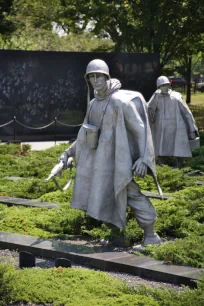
[
  {"xmin": 143, "ymin": 223, "xmax": 161, "ymax": 246},
  {"xmin": 133, "ymin": 223, "xmax": 161, "ymax": 252}
]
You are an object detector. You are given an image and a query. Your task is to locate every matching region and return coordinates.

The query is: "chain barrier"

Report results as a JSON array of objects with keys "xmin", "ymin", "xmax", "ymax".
[
  {"xmin": 56, "ymin": 120, "xmax": 82, "ymax": 127},
  {"xmin": 0, "ymin": 120, "xmax": 14, "ymax": 128},
  {"xmin": 0, "ymin": 117, "xmax": 81, "ymax": 141},
  {"xmin": 0, "ymin": 118, "xmax": 82, "ymax": 130},
  {"xmin": 15, "ymin": 119, "xmax": 55, "ymax": 130}
]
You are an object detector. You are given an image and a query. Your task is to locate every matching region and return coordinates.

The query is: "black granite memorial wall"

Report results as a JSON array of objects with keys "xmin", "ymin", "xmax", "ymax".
[{"xmin": 0, "ymin": 50, "xmax": 160, "ymax": 141}]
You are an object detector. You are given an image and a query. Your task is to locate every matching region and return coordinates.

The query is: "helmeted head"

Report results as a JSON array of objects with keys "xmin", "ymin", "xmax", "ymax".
[
  {"xmin": 85, "ymin": 59, "xmax": 110, "ymax": 81},
  {"xmin": 156, "ymin": 76, "xmax": 170, "ymax": 88}
]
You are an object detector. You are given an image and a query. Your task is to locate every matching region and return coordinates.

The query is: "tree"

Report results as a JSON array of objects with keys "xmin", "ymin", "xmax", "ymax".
[
  {"xmin": 68, "ymin": 0, "xmax": 204, "ymax": 68},
  {"xmin": 53, "ymin": 0, "xmax": 204, "ymax": 103},
  {"xmin": 0, "ymin": 0, "xmax": 15, "ymax": 36},
  {"xmin": 1, "ymin": 23, "xmax": 114, "ymax": 52},
  {"xmin": 1, "ymin": 0, "xmax": 114, "ymax": 52},
  {"xmin": 4, "ymin": 0, "xmax": 204, "ymax": 103},
  {"xmin": 176, "ymin": 38, "xmax": 204, "ymax": 103},
  {"xmin": 10, "ymin": 1, "xmax": 204, "ymax": 68}
]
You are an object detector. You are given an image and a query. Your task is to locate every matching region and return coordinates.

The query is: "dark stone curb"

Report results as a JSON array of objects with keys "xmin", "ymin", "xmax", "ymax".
[
  {"xmin": 143, "ymin": 191, "xmax": 172, "ymax": 200},
  {"xmin": 0, "ymin": 192, "xmax": 170, "ymax": 211},
  {"xmin": 0, "ymin": 231, "xmax": 203, "ymax": 287},
  {"xmin": 0, "ymin": 196, "xmax": 58, "ymax": 209}
]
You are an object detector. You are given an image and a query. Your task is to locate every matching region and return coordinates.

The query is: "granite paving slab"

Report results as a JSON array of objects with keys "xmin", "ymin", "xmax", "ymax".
[
  {"xmin": 195, "ymin": 180, "xmax": 204, "ymax": 185},
  {"xmin": 142, "ymin": 191, "xmax": 172, "ymax": 200},
  {"xmin": 0, "ymin": 192, "xmax": 170, "ymax": 212},
  {"xmin": 0, "ymin": 196, "xmax": 58, "ymax": 209},
  {"xmin": 0, "ymin": 231, "xmax": 203, "ymax": 287},
  {"xmin": 3, "ymin": 176, "xmax": 31, "ymax": 182}
]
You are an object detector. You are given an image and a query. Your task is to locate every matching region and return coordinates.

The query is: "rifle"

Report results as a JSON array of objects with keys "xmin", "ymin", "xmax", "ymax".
[{"xmin": 45, "ymin": 157, "xmax": 73, "ymax": 191}]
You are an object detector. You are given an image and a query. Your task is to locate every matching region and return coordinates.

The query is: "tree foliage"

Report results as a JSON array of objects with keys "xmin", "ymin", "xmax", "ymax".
[
  {"xmin": 0, "ymin": 0, "xmax": 114, "ymax": 51},
  {"xmin": 0, "ymin": 0, "xmax": 15, "ymax": 36},
  {"xmin": 32, "ymin": 0, "xmax": 204, "ymax": 68},
  {"xmin": 2, "ymin": 0, "xmax": 204, "ymax": 66}
]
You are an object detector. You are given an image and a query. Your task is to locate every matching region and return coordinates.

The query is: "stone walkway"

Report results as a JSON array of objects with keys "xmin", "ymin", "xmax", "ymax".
[
  {"xmin": 0, "ymin": 196, "xmax": 58, "ymax": 209},
  {"xmin": 0, "ymin": 231, "xmax": 203, "ymax": 287}
]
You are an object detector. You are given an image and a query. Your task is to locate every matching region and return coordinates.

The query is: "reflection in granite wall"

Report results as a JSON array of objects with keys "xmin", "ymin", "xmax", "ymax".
[{"xmin": 0, "ymin": 50, "xmax": 159, "ymax": 141}]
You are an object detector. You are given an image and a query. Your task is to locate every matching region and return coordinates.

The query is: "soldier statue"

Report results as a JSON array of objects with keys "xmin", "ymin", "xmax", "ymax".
[
  {"xmin": 148, "ymin": 76, "xmax": 199, "ymax": 168},
  {"xmin": 59, "ymin": 59, "xmax": 162, "ymax": 247}
]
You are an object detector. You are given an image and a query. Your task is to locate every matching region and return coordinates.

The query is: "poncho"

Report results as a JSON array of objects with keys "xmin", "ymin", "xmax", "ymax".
[
  {"xmin": 69, "ymin": 79, "xmax": 160, "ymax": 229},
  {"xmin": 148, "ymin": 90, "xmax": 198, "ymax": 157}
]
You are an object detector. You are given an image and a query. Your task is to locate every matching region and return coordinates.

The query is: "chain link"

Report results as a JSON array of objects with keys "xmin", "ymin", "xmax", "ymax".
[
  {"xmin": 0, "ymin": 118, "xmax": 82, "ymax": 130},
  {"xmin": 0, "ymin": 120, "xmax": 14, "ymax": 128},
  {"xmin": 56, "ymin": 120, "xmax": 82, "ymax": 127},
  {"xmin": 15, "ymin": 119, "xmax": 55, "ymax": 130}
]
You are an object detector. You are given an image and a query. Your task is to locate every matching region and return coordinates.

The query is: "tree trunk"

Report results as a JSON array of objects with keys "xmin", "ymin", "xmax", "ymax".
[{"xmin": 186, "ymin": 56, "xmax": 192, "ymax": 104}]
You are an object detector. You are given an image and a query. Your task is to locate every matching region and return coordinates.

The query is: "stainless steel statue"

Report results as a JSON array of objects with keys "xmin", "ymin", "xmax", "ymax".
[
  {"xmin": 59, "ymin": 59, "xmax": 162, "ymax": 246},
  {"xmin": 148, "ymin": 76, "xmax": 199, "ymax": 168}
]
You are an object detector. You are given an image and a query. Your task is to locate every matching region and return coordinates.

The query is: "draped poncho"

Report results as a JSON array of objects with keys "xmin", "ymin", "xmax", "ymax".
[
  {"xmin": 68, "ymin": 79, "xmax": 160, "ymax": 229},
  {"xmin": 148, "ymin": 90, "xmax": 198, "ymax": 157}
]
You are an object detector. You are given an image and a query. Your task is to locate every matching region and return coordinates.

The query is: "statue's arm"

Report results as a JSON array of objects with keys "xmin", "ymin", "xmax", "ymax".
[
  {"xmin": 123, "ymin": 99, "xmax": 146, "ymax": 158},
  {"xmin": 58, "ymin": 105, "xmax": 91, "ymax": 165},
  {"xmin": 58, "ymin": 141, "xmax": 76, "ymax": 169},
  {"xmin": 147, "ymin": 92, "xmax": 158, "ymax": 122},
  {"xmin": 64, "ymin": 141, "xmax": 76, "ymax": 157},
  {"xmin": 178, "ymin": 98, "xmax": 199, "ymax": 138},
  {"xmin": 57, "ymin": 102, "xmax": 91, "ymax": 169},
  {"xmin": 122, "ymin": 99, "xmax": 147, "ymax": 178}
]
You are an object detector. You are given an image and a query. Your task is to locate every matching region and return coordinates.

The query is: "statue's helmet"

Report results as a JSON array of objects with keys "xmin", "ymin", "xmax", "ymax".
[
  {"xmin": 156, "ymin": 76, "xmax": 170, "ymax": 88},
  {"xmin": 85, "ymin": 59, "xmax": 110, "ymax": 80}
]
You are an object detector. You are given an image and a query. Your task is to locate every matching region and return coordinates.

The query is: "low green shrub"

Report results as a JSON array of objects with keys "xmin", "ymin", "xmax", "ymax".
[
  {"xmin": 0, "ymin": 143, "xmax": 69, "ymax": 179},
  {"xmin": 0, "ymin": 264, "xmax": 202, "ymax": 306},
  {"xmin": 11, "ymin": 267, "xmax": 158, "ymax": 306},
  {"xmin": 8, "ymin": 266, "xmax": 204, "ymax": 306},
  {"xmin": 0, "ymin": 142, "xmax": 204, "ymax": 268},
  {"xmin": 137, "ymin": 276, "xmax": 204, "ymax": 306},
  {"xmin": 185, "ymin": 146, "xmax": 204, "ymax": 171},
  {"xmin": 0, "ymin": 263, "xmax": 16, "ymax": 306},
  {"xmin": 83, "ymin": 223, "xmax": 121, "ymax": 241},
  {"xmin": 21, "ymin": 143, "xmax": 31, "ymax": 154},
  {"xmin": 145, "ymin": 235, "xmax": 204, "ymax": 268},
  {"xmin": 0, "ymin": 201, "xmax": 86, "ymax": 238},
  {"xmin": 0, "ymin": 186, "xmax": 204, "ymax": 267},
  {"xmin": 199, "ymin": 132, "xmax": 204, "ymax": 146},
  {"xmin": 136, "ymin": 166, "xmax": 198, "ymax": 193},
  {"xmin": 0, "ymin": 177, "xmax": 57, "ymax": 199},
  {"xmin": 40, "ymin": 189, "xmax": 73, "ymax": 204},
  {"xmin": 0, "ymin": 143, "xmax": 21, "ymax": 155},
  {"xmin": 154, "ymin": 186, "xmax": 204, "ymax": 238}
]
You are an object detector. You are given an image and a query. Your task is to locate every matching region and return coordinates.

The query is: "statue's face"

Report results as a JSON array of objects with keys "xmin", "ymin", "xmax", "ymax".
[
  {"xmin": 160, "ymin": 84, "xmax": 170, "ymax": 94},
  {"xmin": 88, "ymin": 73, "xmax": 107, "ymax": 91}
]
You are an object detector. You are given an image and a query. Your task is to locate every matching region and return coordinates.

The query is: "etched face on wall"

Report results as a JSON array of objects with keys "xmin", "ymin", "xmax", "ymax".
[{"xmin": 88, "ymin": 73, "xmax": 107, "ymax": 91}]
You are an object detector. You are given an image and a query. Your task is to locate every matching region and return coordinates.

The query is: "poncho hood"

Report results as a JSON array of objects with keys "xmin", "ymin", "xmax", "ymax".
[{"xmin": 94, "ymin": 78, "xmax": 121, "ymax": 100}]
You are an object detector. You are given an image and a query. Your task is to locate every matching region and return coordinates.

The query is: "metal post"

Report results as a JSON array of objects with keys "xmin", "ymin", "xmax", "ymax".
[
  {"xmin": 54, "ymin": 117, "xmax": 57, "ymax": 146},
  {"xmin": 13, "ymin": 116, "xmax": 16, "ymax": 140}
]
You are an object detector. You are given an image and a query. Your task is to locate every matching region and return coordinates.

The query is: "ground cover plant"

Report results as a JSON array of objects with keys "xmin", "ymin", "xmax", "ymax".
[
  {"xmin": 0, "ymin": 262, "xmax": 204, "ymax": 306},
  {"xmin": 0, "ymin": 263, "xmax": 15, "ymax": 306},
  {"xmin": 0, "ymin": 134, "xmax": 203, "ymax": 269}
]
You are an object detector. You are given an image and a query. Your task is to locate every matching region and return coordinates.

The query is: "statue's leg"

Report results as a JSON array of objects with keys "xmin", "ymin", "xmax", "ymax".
[
  {"xmin": 176, "ymin": 157, "xmax": 184, "ymax": 169},
  {"xmin": 127, "ymin": 180, "xmax": 161, "ymax": 246},
  {"xmin": 157, "ymin": 156, "xmax": 168, "ymax": 166}
]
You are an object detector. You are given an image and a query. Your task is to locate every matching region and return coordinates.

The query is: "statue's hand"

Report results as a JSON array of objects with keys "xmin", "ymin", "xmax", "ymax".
[
  {"xmin": 132, "ymin": 157, "xmax": 147, "ymax": 178},
  {"xmin": 67, "ymin": 157, "xmax": 74, "ymax": 169},
  {"xmin": 58, "ymin": 152, "xmax": 69, "ymax": 169},
  {"xmin": 189, "ymin": 132, "xmax": 197, "ymax": 140}
]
